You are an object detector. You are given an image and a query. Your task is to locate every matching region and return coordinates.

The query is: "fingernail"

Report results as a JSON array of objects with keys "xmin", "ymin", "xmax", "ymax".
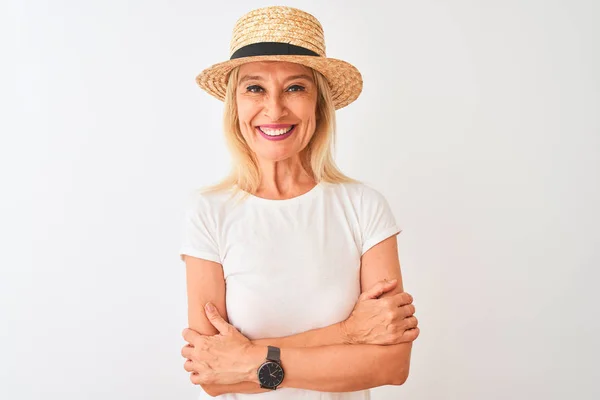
[{"xmin": 205, "ymin": 302, "xmax": 215, "ymax": 312}]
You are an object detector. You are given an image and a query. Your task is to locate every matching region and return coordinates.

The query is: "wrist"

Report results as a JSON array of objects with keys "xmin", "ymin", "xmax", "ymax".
[
  {"xmin": 339, "ymin": 320, "xmax": 357, "ymax": 344},
  {"xmin": 244, "ymin": 344, "xmax": 268, "ymax": 384}
]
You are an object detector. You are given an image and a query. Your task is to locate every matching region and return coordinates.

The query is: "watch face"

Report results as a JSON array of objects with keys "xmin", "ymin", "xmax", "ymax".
[{"xmin": 258, "ymin": 361, "xmax": 284, "ymax": 388}]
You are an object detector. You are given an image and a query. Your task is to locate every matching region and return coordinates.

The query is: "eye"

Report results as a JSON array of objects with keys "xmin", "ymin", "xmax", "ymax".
[
  {"xmin": 246, "ymin": 85, "xmax": 264, "ymax": 93},
  {"xmin": 286, "ymin": 85, "xmax": 305, "ymax": 92}
]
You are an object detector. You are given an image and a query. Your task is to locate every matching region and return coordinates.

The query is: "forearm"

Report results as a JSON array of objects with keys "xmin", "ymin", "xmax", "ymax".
[
  {"xmin": 201, "ymin": 322, "xmax": 350, "ymax": 396},
  {"xmin": 201, "ymin": 381, "xmax": 266, "ymax": 397},
  {"xmin": 252, "ymin": 321, "xmax": 349, "ymax": 348},
  {"xmin": 206, "ymin": 342, "xmax": 412, "ymax": 396},
  {"xmin": 264, "ymin": 342, "xmax": 413, "ymax": 392}
]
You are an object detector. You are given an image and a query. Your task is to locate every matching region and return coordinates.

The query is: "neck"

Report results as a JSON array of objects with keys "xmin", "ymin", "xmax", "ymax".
[{"xmin": 255, "ymin": 156, "xmax": 316, "ymax": 199}]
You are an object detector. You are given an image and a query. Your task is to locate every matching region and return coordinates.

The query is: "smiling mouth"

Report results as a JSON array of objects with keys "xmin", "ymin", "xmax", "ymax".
[
  {"xmin": 257, "ymin": 125, "xmax": 295, "ymax": 136},
  {"xmin": 255, "ymin": 125, "xmax": 297, "ymax": 141}
]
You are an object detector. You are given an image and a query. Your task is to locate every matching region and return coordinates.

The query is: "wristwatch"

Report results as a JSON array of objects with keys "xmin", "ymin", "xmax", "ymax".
[{"xmin": 257, "ymin": 346, "xmax": 285, "ymax": 390}]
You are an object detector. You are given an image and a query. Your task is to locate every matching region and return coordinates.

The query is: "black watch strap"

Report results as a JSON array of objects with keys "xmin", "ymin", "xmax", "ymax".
[{"xmin": 266, "ymin": 345, "xmax": 280, "ymax": 362}]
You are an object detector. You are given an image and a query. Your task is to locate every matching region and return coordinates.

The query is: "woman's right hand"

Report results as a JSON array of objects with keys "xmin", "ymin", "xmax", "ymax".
[{"xmin": 341, "ymin": 279, "xmax": 419, "ymax": 345}]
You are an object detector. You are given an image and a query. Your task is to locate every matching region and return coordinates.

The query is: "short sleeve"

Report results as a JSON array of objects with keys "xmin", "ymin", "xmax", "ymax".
[
  {"xmin": 359, "ymin": 185, "xmax": 402, "ymax": 255},
  {"xmin": 178, "ymin": 195, "xmax": 221, "ymax": 264}
]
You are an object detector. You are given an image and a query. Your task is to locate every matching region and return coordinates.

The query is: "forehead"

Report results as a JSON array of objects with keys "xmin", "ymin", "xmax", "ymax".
[{"xmin": 238, "ymin": 61, "xmax": 313, "ymax": 79}]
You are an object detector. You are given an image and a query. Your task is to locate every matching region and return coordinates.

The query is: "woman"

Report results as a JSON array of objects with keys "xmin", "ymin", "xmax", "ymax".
[{"xmin": 179, "ymin": 6, "xmax": 419, "ymax": 399}]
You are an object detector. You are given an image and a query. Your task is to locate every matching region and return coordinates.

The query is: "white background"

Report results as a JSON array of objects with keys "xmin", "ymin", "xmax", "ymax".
[{"xmin": 2, "ymin": 0, "xmax": 599, "ymax": 399}]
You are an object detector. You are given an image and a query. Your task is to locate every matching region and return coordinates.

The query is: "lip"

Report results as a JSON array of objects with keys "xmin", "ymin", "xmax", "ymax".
[
  {"xmin": 257, "ymin": 124, "xmax": 295, "ymax": 129},
  {"xmin": 256, "ymin": 125, "xmax": 296, "ymax": 141}
]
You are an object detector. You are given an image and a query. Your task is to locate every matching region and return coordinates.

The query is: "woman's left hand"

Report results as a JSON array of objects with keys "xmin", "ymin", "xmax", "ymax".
[{"xmin": 181, "ymin": 302, "xmax": 258, "ymax": 385}]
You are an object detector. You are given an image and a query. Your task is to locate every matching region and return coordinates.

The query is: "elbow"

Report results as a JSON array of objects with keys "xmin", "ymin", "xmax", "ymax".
[
  {"xmin": 200, "ymin": 384, "xmax": 219, "ymax": 397},
  {"xmin": 390, "ymin": 368, "xmax": 410, "ymax": 386},
  {"xmin": 384, "ymin": 343, "xmax": 413, "ymax": 386}
]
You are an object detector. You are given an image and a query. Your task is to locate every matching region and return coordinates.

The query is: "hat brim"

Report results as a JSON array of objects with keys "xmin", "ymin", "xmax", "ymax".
[{"xmin": 195, "ymin": 55, "xmax": 363, "ymax": 110}]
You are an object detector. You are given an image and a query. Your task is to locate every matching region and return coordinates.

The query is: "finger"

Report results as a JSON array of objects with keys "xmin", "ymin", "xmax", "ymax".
[
  {"xmin": 205, "ymin": 302, "xmax": 232, "ymax": 334},
  {"xmin": 183, "ymin": 359, "xmax": 194, "ymax": 373},
  {"xmin": 181, "ymin": 343, "xmax": 194, "ymax": 359},
  {"xmin": 182, "ymin": 328, "xmax": 202, "ymax": 345},
  {"xmin": 190, "ymin": 372, "xmax": 202, "ymax": 385},
  {"xmin": 404, "ymin": 316, "xmax": 418, "ymax": 330},
  {"xmin": 400, "ymin": 303, "xmax": 416, "ymax": 318},
  {"xmin": 391, "ymin": 292, "xmax": 413, "ymax": 307},
  {"xmin": 191, "ymin": 371, "xmax": 214, "ymax": 385},
  {"xmin": 402, "ymin": 327, "xmax": 420, "ymax": 342},
  {"xmin": 359, "ymin": 279, "xmax": 398, "ymax": 301}
]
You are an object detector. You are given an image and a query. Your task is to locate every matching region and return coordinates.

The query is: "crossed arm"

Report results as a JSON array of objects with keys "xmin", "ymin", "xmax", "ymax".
[{"xmin": 184, "ymin": 235, "xmax": 412, "ymax": 397}]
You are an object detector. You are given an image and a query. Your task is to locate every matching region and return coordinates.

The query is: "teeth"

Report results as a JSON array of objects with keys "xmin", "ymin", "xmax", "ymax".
[{"xmin": 260, "ymin": 126, "xmax": 293, "ymax": 136}]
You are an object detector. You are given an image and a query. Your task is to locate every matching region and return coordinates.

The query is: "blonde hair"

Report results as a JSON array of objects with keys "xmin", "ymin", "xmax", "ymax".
[{"xmin": 200, "ymin": 65, "xmax": 358, "ymax": 197}]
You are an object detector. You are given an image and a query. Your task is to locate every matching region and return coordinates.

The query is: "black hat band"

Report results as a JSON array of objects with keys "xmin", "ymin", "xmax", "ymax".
[{"xmin": 230, "ymin": 42, "xmax": 320, "ymax": 60}]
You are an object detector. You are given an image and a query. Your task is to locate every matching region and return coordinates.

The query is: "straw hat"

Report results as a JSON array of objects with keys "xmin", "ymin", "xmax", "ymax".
[{"xmin": 195, "ymin": 6, "xmax": 363, "ymax": 110}]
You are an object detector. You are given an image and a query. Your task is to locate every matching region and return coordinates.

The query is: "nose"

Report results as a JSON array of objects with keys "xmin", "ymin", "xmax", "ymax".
[{"xmin": 263, "ymin": 93, "xmax": 288, "ymax": 121}]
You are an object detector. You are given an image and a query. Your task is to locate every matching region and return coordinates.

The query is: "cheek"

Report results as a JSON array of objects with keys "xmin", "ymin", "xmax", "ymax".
[
  {"xmin": 236, "ymin": 100, "xmax": 259, "ymax": 132},
  {"xmin": 303, "ymin": 97, "xmax": 318, "ymax": 126},
  {"xmin": 288, "ymin": 97, "xmax": 317, "ymax": 126},
  {"xmin": 302, "ymin": 107, "xmax": 318, "ymax": 132},
  {"xmin": 236, "ymin": 100, "xmax": 251, "ymax": 122}
]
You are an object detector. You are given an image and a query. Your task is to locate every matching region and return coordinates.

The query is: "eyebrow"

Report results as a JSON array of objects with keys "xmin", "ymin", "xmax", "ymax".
[
  {"xmin": 238, "ymin": 75, "xmax": 264, "ymax": 85},
  {"xmin": 285, "ymin": 74, "xmax": 314, "ymax": 82},
  {"xmin": 238, "ymin": 74, "xmax": 314, "ymax": 86}
]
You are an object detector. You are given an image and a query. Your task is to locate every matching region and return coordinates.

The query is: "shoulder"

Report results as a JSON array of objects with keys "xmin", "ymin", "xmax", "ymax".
[
  {"xmin": 322, "ymin": 181, "xmax": 389, "ymax": 204},
  {"xmin": 183, "ymin": 187, "xmax": 238, "ymax": 218},
  {"xmin": 323, "ymin": 181, "xmax": 397, "ymax": 226}
]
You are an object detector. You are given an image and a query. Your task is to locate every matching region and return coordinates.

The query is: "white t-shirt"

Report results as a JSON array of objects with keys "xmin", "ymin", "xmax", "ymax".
[{"xmin": 179, "ymin": 181, "xmax": 401, "ymax": 400}]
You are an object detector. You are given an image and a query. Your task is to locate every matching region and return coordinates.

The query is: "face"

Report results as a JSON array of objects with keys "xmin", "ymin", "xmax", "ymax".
[{"xmin": 236, "ymin": 61, "xmax": 318, "ymax": 164}]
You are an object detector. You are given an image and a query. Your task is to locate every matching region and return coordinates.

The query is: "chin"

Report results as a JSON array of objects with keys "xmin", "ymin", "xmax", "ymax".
[{"xmin": 257, "ymin": 149, "xmax": 299, "ymax": 162}]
